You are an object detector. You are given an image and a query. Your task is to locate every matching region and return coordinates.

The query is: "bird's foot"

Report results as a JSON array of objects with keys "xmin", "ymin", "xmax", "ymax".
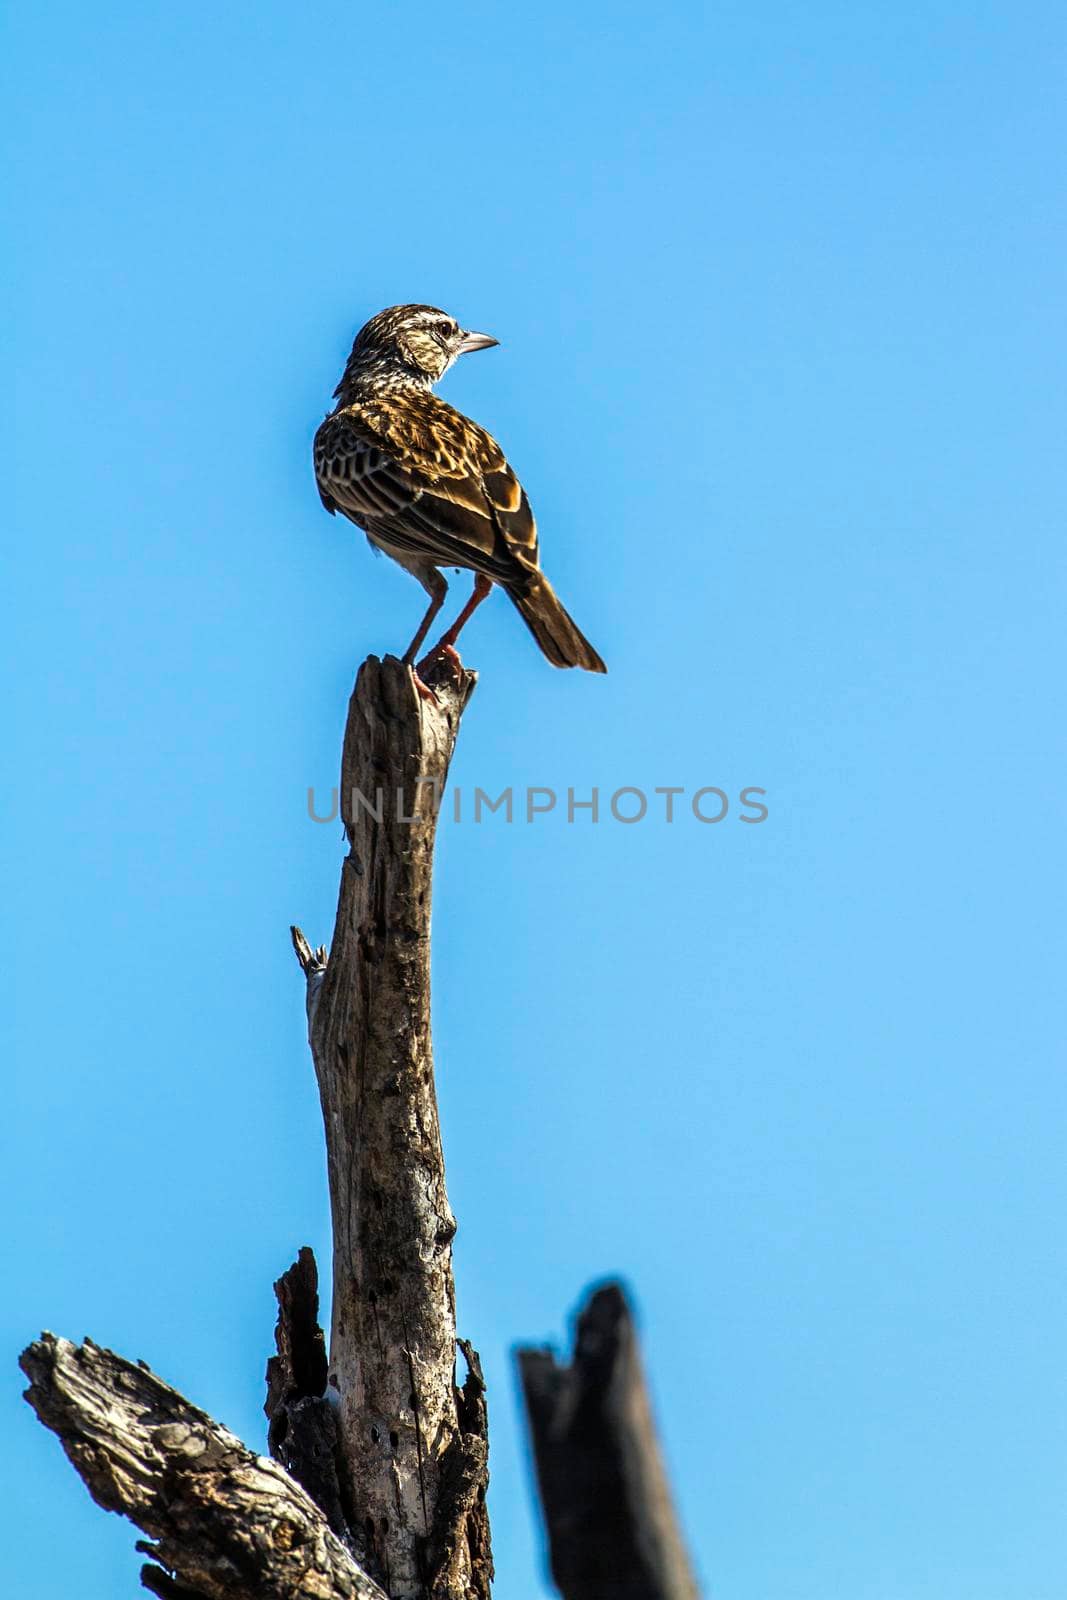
[
  {"xmin": 410, "ymin": 667, "xmax": 440, "ymax": 706},
  {"xmin": 417, "ymin": 642, "xmax": 464, "ymax": 684}
]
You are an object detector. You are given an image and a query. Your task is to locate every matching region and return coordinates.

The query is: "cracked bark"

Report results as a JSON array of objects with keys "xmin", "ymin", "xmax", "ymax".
[
  {"xmin": 518, "ymin": 1282, "xmax": 699, "ymax": 1600},
  {"xmin": 19, "ymin": 1333, "xmax": 388, "ymax": 1600},
  {"xmin": 291, "ymin": 653, "xmax": 491, "ymax": 1600}
]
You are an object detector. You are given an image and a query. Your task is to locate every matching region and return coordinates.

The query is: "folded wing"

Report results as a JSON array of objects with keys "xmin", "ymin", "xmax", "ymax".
[{"xmin": 314, "ymin": 395, "xmax": 540, "ymax": 589}]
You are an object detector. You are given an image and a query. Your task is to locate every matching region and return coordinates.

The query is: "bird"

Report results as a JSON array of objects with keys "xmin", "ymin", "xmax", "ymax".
[{"xmin": 313, "ymin": 304, "xmax": 606, "ymax": 696}]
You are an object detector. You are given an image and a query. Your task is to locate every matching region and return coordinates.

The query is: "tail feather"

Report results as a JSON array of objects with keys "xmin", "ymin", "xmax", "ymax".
[{"xmin": 508, "ymin": 576, "xmax": 607, "ymax": 673}]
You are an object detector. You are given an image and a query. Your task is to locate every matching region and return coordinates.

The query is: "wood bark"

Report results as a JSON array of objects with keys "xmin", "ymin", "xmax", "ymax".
[
  {"xmin": 19, "ymin": 1333, "xmax": 388, "ymax": 1600},
  {"xmin": 518, "ymin": 1282, "xmax": 699, "ymax": 1600},
  {"xmin": 292, "ymin": 653, "xmax": 491, "ymax": 1600}
]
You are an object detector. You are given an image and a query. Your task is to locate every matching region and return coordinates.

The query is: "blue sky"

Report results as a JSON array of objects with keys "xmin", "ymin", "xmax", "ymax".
[{"xmin": 6, "ymin": 2, "xmax": 1067, "ymax": 1595}]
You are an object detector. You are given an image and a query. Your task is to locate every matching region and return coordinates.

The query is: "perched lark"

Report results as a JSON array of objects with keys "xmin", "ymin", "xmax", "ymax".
[{"xmin": 314, "ymin": 304, "xmax": 606, "ymax": 693}]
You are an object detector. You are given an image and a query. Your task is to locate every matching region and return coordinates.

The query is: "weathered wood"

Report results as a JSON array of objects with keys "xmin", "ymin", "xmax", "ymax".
[
  {"xmin": 20, "ymin": 1332, "xmax": 388, "ymax": 1600},
  {"xmin": 518, "ymin": 1283, "xmax": 699, "ymax": 1600},
  {"xmin": 265, "ymin": 1246, "xmax": 348, "ymax": 1541},
  {"xmin": 293, "ymin": 653, "xmax": 492, "ymax": 1600},
  {"xmin": 266, "ymin": 1247, "xmax": 330, "ymax": 1421}
]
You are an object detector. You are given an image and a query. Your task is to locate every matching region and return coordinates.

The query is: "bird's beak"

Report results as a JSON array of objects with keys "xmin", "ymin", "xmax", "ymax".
[{"xmin": 457, "ymin": 330, "xmax": 499, "ymax": 354}]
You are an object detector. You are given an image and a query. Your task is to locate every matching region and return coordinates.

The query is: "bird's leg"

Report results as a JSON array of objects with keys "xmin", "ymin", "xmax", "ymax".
[
  {"xmin": 402, "ymin": 570, "xmax": 448, "ymax": 665},
  {"xmin": 401, "ymin": 571, "xmax": 448, "ymax": 703},
  {"xmin": 419, "ymin": 575, "xmax": 493, "ymax": 676}
]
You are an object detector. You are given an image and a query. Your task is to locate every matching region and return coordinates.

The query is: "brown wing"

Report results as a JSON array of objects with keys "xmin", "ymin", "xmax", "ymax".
[{"xmin": 314, "ymin": 394, "xmax": 540, "ymax": 588}]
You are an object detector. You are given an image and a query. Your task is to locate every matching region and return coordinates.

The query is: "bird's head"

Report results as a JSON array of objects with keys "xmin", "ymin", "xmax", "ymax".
[{"xmin": 335, "ymin": 304, "xmax": 498, "ymax": 397}]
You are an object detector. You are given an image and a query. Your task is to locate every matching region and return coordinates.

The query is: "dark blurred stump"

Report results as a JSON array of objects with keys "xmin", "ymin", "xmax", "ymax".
[{"xmin": 518, "ymin": 1283, "xmax": 699, "ymax": 1600}]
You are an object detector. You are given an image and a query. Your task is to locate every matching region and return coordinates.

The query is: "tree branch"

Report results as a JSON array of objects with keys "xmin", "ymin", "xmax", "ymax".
[
  {"xmin": 20, "ymin": 1332, "xmax": 388, "ymax": 1600},
  {"xmin": 518, "ymin": 1282, "xmax": 699, "ymax": 1600},
  {"xmin": 293, "ymin": 653, "xmax": 491, "ymax": 1600}
]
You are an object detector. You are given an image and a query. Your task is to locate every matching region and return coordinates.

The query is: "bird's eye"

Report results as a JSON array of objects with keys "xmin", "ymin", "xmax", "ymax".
[{"xmin": 436, "ymin": 321, "xmax": 455, "ymax": 341}]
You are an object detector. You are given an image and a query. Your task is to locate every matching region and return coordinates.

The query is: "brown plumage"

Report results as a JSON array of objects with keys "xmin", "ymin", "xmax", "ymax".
[{"xmin": 313, "ymin": 304, "xmax": 606, "ymax": 686}]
